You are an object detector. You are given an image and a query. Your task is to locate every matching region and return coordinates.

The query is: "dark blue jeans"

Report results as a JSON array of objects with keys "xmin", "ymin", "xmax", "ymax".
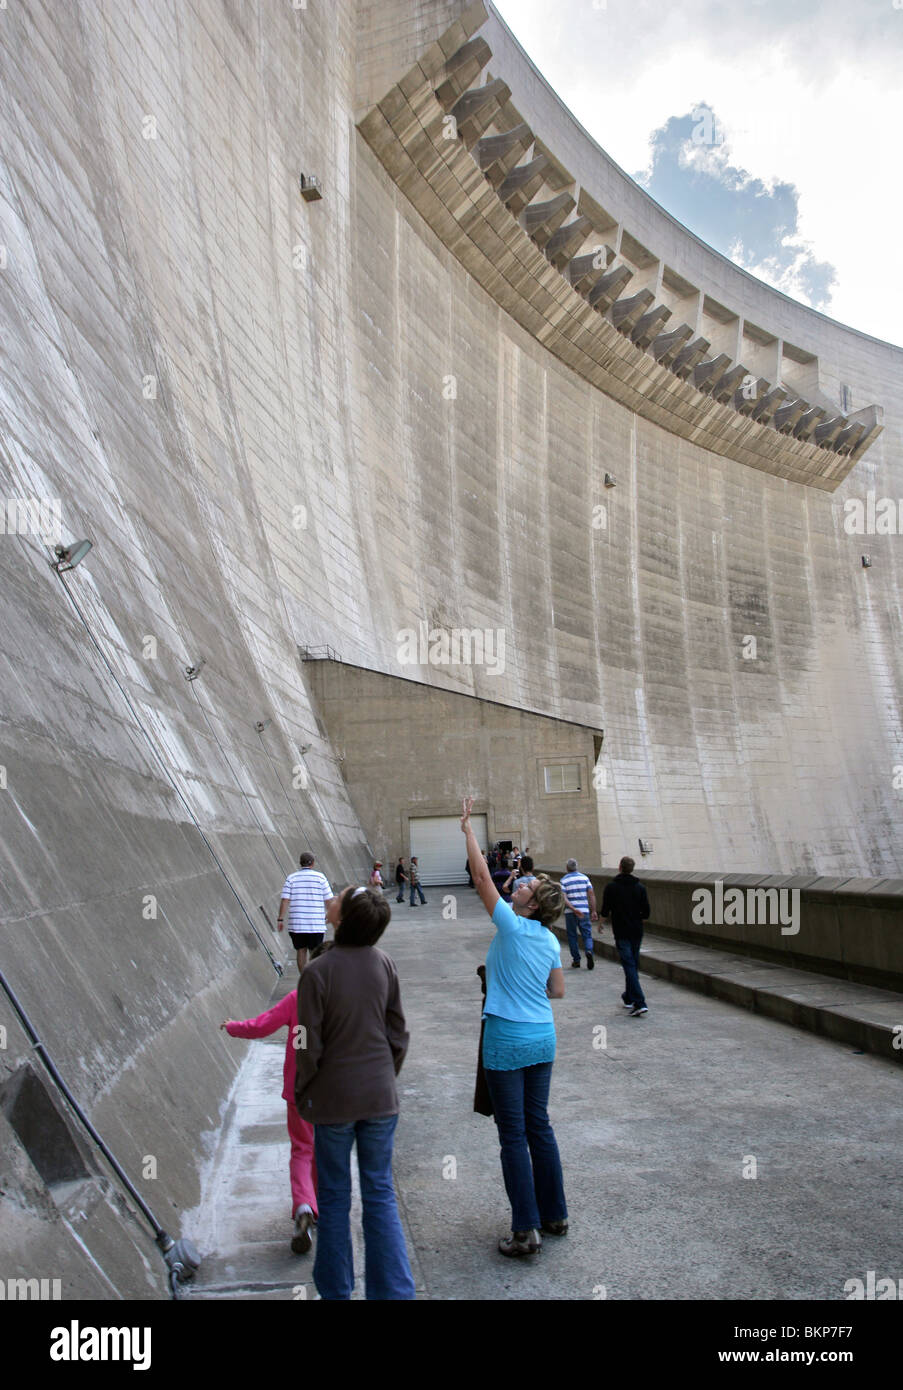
[
  {"xmin": 565, "ymin": 911, "xmax": 593, "ymax": 961},
  {"xmin": 616, "ymin": 933, "xmax": 646, "ymax": 1007},
  {"xmin": 484, "ymin": 1062, "xmax": 567, "ymax": 1232},
  {"xmin": 409, "ymin": 883, "xmax": 426, "ymax": 904},
  {"xmin": 313, "ymin": 1115, "xmax": 416, "ymax": 1300}
]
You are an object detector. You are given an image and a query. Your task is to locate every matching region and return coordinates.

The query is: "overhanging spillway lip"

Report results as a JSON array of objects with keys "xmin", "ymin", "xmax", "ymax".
[
  {"xmin": 357, "ymin": 8, "xmax": 886, "ymax": 491},
  {"xmin": 300, "ymin": 651, "xmax": 604, "ymax": 739}
]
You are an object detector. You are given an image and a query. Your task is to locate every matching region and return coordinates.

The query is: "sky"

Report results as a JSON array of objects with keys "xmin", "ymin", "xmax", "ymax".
[{"xmin": 493, "ymin": 0, "xmax": 903, "ymax": 346}]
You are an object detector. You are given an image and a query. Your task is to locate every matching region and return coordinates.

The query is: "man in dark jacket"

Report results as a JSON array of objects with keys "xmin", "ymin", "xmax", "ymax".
[{"xmin": 600, "ymin": 856, "xmax": 651, "ymax": 1016}]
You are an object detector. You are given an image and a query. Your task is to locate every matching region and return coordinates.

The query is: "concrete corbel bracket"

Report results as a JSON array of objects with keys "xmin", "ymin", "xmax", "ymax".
[
  {"xmin": 585, "ymin": 263, "xmax": 633, "ymax": 312},
  {"xmin": 545, "ymin": 215, "xmax": 592, "ymax": 269},
  {"xmin": 692, "ymin": 353, "xmax": 732, "ymax": 393},
  {"xmin": 631, "ymin": 304, "xmax": 672, "ymax": 350},
  {"xmin": 774, "ymin": 399, "xmax": 809, "ymax": 434},
  {"xmin": 449, "ymin": 78, "xmax": 511, "ymax": 147},
  {"xmin": 793, "ymin": 405, "xmax": 827, "ymax": 441},
  {"xmin": 566, "ymin": 250, "xmax": 611, "ymax": 295},
  {"xmin": 609, "ymin": 288, "xmax": 655, "ymax": 334},
  {"xmin": 733, "ymin": 376, "xmax": 770, "ymax": 414},
  {"xmin": 710, "ymin": 362, "xmax": 750, "ymax": 403},
  {"xmin": 434, "ymin": 37, "xmax": 493, "ymax": 110},
  {"xmin": 649, "ymin": 324, "xmax": 693, "ymax": 365},
  {"xmin": 521, "ymin": 192, "xmax": 576, "ymax": 248},
  {"xmin": 476, "ymin": 122, "xmax": 534, "ymax": 186},
  {"xmin": 751, "ymin": 385, "xmax": 787, "ymax": 423},
  {"xmin": 671, "ymin": 337, "xmax": 711, "ymax": 379},
  {"xmin": 497, "ymin": 154, "xmax": 549, "ymax": 212}
]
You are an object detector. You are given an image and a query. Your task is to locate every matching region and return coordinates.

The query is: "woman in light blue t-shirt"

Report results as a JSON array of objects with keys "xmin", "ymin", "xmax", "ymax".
[{"xmin": 461, "ymin": 798, "xmax": 568, "ymax": 1258}]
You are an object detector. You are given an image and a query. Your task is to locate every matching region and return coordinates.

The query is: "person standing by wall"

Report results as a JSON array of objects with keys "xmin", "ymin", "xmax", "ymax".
[
  {"xmin": 460, "ymin": 797, "xmax": 568, "ymax": 1258},
  {"xmin": 560, "ymin": 858, "xmax": 598, "ymax": 970},
  {"xmin": 370, "ymin": 861, "xmax": 385, "ymax": 891},
  {"xmin": 295, "ymin": 885, "xmax": 415, "ymax": 1300},
  {"xmin": 408, "ymin": 856, "xmax": 426, "ymax": 906},
  {"xmin": 601, "ymin": 856, "xmax": 651, "ymax": 1015},
  {"xmin": 278, "ymin": 852, "xmax": 334, "ymax": 973}
]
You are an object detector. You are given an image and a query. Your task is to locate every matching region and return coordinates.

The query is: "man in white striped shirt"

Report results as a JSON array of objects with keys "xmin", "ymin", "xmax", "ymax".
[
  {"xmin": 560, "ymin": 858, "xmax": 598, "ymax": 970},
  {"xmin": 277, "ymin": 852, "xmax": 334, "ymax": 972}
]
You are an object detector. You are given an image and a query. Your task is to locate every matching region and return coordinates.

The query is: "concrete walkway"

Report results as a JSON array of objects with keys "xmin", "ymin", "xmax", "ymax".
[{"xmin": 186, "ymin": 888, "xmax": 903, "ymax": 1300}]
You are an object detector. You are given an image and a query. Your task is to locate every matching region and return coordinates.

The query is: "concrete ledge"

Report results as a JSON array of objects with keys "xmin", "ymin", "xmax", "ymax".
[
  {"xmin": 551, "ymin": 925, "xmax": 903, "ymax": 1066},
  {"xmin": 553, "ymin": 869, "xmax": 903, "ymax": 992}
]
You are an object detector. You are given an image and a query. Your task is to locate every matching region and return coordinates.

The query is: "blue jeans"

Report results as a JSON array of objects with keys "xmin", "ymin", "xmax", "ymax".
[
  {"xmin": 484, "ymin": 1062, "xmax": 567, "ymax": 1232},
  {"xmin": 565, "ymin": 911, "xmax": 593, "ymax": 962},
  {"xmin": 616, "ymin": 933, "xmax": 646, "ymax": 1007},
  {"xmin": 313, "ymin": 1115, "xmax": 416, "ymax": 1300},
  {"xmin": 409, "ymin": 883, "xmax": 426, "ymax": 904}
]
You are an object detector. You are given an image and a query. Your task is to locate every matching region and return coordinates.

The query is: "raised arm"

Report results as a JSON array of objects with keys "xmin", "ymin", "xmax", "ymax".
[
  {"xmin": 461, "ymin": 797, "xmax": 499, "ymax": 916},
  {"xmin": 221, "ymin": 991, "xmax": 295, "ymax": 1039}
]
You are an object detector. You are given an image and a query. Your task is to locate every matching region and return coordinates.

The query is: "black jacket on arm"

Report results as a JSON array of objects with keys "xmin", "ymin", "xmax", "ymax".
[{"xmin": 601, "ymin": 874, "xmax": 650, "ymax": 937}]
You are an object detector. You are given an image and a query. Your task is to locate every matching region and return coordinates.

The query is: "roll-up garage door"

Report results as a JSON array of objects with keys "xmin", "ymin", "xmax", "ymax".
[{"xmin": 409, "ymin": 814, "xmax": 488, "ymax": 886}]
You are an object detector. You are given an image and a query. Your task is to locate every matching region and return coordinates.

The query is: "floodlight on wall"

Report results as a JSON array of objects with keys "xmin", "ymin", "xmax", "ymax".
[
  {"xmin": 604, "ymin": 473, "xmax": 616, "ymax": 488},
  {"xmin": 862, "ymin": 556, "xmax": 872, "ymax": 568},
  {"xmin": 52, "ymin": 539, "xmax": 93, "ymax": 572},
  {"xmin": 299, "ymin": 173, "xmax": 322, "ymax": 202},
  {"xmin": 299, "ymin": 743, "xmax": 311, "ymax": 755},
  {"xmin": 184, "ymin": 659, "xmax": 206, "ymax": 681},
  {"xmin": 638, "ymin": 838, "xmax": 653, "ymax": 855},
  {"xmin": 255, "ymin": 719, "xmax": 272, "ymax": 732}
]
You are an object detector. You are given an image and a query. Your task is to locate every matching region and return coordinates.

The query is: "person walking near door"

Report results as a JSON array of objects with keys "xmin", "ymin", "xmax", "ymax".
[{"xmin": 408, "ymin": 857, "xmax": 426, "ymax": 906}]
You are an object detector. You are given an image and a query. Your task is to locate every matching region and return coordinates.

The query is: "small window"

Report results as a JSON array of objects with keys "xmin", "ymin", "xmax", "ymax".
[
  {"xmin": 840, "ymin": 383, "xmax": 852, "ymax": 415},
  {"xmin": 544, "ymin": 764, "xmax": 581, "ymax": 793}
]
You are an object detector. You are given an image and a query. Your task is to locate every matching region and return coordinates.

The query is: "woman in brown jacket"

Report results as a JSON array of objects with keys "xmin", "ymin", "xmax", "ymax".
[{"xmin": 295, "ymin": 885, "xmax": 415, "ymax": 1300}]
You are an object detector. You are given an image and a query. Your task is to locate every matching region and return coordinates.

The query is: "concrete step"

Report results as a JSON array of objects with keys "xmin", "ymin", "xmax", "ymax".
[{"xmin": 563, "ymin": 926, "xmax": 903, "ymax": 1063}]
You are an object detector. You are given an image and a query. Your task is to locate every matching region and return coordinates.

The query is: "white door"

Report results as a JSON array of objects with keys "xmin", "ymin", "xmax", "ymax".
[{"xmin": 409, "ymin": 814, "xmax": 488, "ymax": 885}]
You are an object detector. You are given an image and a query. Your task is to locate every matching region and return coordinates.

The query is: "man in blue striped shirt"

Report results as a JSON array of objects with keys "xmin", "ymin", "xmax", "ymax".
[
  {"xmin": 560, "ymin": 859, "xmax": 598, "ymax": 970},
  {"xmin": 277, "ymin": 852, "xmax": 334, "ymax": 972}
]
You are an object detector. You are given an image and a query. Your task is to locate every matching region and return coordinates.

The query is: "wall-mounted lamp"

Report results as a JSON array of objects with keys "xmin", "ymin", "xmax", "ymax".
[
  {"xmin": 638, "ymin": 838, "xmax": 653, "ymax": 855},
  {"xmin": 299, "ymin": 743, "xmax": 311, "ymax": 755},
  {"xmin": 255, "ymin": 719, "xmax": 272, "ymax": 732},
  {"xmin": 299, "ymin": 173, "xmax": 322, "ymax": 202},
  {"xmin": 604, "ymin": 473, "xmax": 616, "ymax": 488},
  {"xmin": 862, "ymin": 556, "xmax": 872, "ymax": 568},
  {"xmin": 185, "ymin": 659, "xmax": 206, "ymax": 681},
  {"xmin": 52, "ymin": 539, "xmax": 93, "ymax": 572}
]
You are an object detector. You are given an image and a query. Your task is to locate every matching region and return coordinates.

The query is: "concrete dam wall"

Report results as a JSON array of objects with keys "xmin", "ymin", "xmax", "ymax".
[{"xmin": 1, "ymin": 0, "xmax": 901, "ymax": 1294}]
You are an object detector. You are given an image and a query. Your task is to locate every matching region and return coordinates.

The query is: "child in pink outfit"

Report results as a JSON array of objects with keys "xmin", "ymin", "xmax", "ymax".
[{"xmin": 221, "ymin": 989, "xmax": 318, "ymax": 1251}]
